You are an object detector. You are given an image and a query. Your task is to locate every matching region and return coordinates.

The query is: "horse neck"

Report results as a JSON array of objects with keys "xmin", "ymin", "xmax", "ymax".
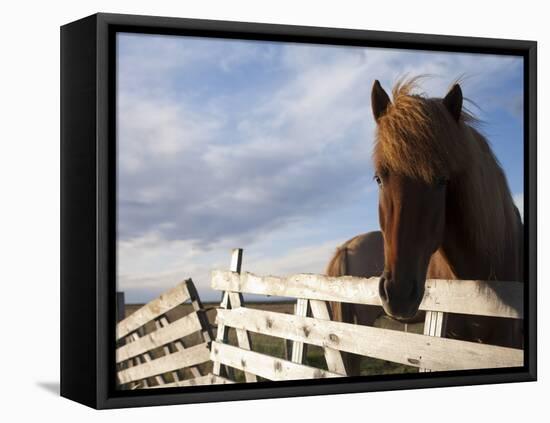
[{"xmin": 436, "ymin": 135, "xmax": 523, "ymax": 282}]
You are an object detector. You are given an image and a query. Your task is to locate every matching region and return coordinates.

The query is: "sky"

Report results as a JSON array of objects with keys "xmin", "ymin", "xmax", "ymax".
[{"xmin": 116, "ymin": 32, "xmax": 524, "ymax": 303}]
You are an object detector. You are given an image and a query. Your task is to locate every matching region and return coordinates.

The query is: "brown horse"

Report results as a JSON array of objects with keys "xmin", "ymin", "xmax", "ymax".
[
  {"xmin": 326, "ymin": 232, "xmax": 384, "ymax": 376},
  {"xmin": 327, "ymin": 231, "xmax": 425, "ymax": 375},
  {"xmin": 327, "ymin": 232, "xmax": 384, "ymax": 334},
  {"xmin": 327, "ymin": 77, "xmax": 523, "ymax": 375}
]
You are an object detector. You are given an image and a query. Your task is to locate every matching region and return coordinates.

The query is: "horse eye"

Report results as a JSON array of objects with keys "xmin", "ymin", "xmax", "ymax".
[{"xmin": 374, "ymin": 175, "xmax": 382, "ymax": 186}]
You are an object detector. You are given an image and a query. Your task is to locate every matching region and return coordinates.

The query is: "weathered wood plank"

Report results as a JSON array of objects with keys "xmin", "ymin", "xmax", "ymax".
[
  {"xmin": 117, "ymin": 342, "xmax": 211, "ymax": 385},
  {"xmin": 226, "ymin": 251, "xmax": 257, "ymax": 382},
  {"xmin": 211, "ymin": 271, "xmax": 523, "ymax": 319},
  {"xmin": 186, "ymin": 280, "xmax": 213, "ymax": 344},
  {"xmin": 291, "ymin": 299, "xmax": 309, "ymax": 364},
  {"xmin": 213, "ymin": 249, "xmax": 246, "ymax": 381},
  {"xmin": 147, "ymin": 374, "xmax": 234, "ymax": 389},
  {"xmin": 117, "ymin": 312, "xmax": 203, "ymax": 363},
  {"xmin": 424, "ymin": 311, "xmax": 448, "ymax": 337},
  {"xmin": 125, "ymin": 331, "xmax": 164, "ymax": 386},
  {"xmin": 228, "ymin": 292, "xmax": 258, "ymax": 383},
  {"xmin": 212, "ymin": 310, "xmax": 228, "ymax": 376},
  {"xmin": 158, "ymin": 315, "xmax": 203, "ymax": 379},
  {"xmin": 210, "ymin": 342, "xmax": 343, "ymax": 380},
  {"xmin": 212, "ymin": 291, "xmax": 231, "ymax": 378},
  {"xmin": 216, "ymin": 308, "xmax": 523, "ymax": 371},
  {"xmin": 230, "ymin": 248, "xmax": 243, "ymax": 274},
  {"xmin": 420, "ymin": 311, "xmax": 449, "ymax": 372},
  {"xmin": 117, "ymin": 281, "xmax": 191, "ymax": 339},
  {"xmin": 154, "ymin": 318, "xmax": 181, "ymax": 382},
  {"xmin": 309, "ymin": 299, "xmax": 347, "ymax": 375}
]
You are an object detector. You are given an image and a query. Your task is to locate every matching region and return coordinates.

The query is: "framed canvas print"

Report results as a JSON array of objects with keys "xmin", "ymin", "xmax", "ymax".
[{"xmin": 60, "ymin": 13, "xmax": 537, "ymax": 409}]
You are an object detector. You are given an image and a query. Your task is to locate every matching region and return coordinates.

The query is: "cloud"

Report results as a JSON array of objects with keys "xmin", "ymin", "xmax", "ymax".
[
  {"xmin": 118, "ymin": 233, "xmax": 344, "ymax": 303},
  {"xmin": 505, "ymin": 93, "xmax": 524, "ymax": 120},
  {"xmin": 117, "ymin": 93, "xmax": 223, "ymax": 172},
  {"xmin": 245, "ymin": 240, "xmax": 340, "ymax": 277},
  {"xmin": 117, "ymin": 38, "xmax": 376, "ymax": 249},
  {"xmin": 116, "ymin": 34, "xmax": 524, "ymax": 302}
]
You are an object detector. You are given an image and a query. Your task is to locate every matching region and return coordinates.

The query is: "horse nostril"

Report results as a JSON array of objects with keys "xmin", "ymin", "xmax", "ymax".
[
  {"xmin": 378, "ymin": 275, "xmax": 423, "ymax": 320},
  {"xmin": 380, "ymin": 278, "xmax": 419, "ymax": 302}
]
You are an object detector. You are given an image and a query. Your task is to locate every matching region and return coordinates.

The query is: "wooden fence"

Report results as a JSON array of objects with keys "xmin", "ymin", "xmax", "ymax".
[
  {"xmin": 116, "ymin": 249, "xmax": 524, "ymax": 387},
  {"xmin": 210, "ymin": 249, "xmax": 524, "ymax": 380},
  {"xmin": 115, "ymin": 279, "xmax": 232, "ymax": 389}
]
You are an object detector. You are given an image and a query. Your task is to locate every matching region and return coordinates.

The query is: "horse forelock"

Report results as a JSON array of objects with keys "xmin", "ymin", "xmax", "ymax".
[
  {"xmin": 373, "ymin": 76, "xmax": 522, "ymax": 279},
  {"xmin": 373, "ymin": 77, "xmax": 480, "ymax": 184}
]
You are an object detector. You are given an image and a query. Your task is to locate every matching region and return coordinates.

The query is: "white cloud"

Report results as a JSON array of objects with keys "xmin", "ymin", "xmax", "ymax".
[
  {"xmin": 117, "ymin": 228, "xmax": 344, "ymax": 303},
  {"xmin": 116, "ymin": 35, "xmax": 524, "ymax": 302},
  {"xmin": 117, "ymin": 231, "xmax": 228, "ymax": 302},
  {"xmin": 245, "ymin": 240, "xmax": 339, "ymax": 277},
  {"xmin": 117, "ymin": 92, "xmax": 223, "ymax": 173},
  {"xmin": 117, "ymin": 40, "xmax": 378, "ymax": 247}
]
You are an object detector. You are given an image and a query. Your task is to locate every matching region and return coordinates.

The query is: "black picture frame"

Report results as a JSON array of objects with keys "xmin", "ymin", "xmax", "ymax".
[{"xmin": 60, "ymin": 12, "xmax": 537, "ymax": 409}]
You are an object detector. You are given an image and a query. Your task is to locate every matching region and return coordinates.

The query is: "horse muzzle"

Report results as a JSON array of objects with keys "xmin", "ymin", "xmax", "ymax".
[{"xmin": 378, "ymin": 274, "xmax": 424, "ymax": 321}]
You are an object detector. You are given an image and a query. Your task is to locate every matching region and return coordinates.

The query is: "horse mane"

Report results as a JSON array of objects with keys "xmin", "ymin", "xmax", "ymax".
[
  {"xmin": 325, "ymin": 241, "xmax": 347, "ymax": 325},
  {"xmin": 373, "ymin": 76, "xmax": 480, "ymax": 184},
  {"xmin": 373, "ymin": 77, "xmax": 521, "ymax": 278},
  {"xmin": 325, "ymin": 242, "xmax": 348, "ymax": 277}
]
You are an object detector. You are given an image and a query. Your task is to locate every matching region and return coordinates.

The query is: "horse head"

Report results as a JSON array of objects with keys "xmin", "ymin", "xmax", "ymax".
[{"xmin": 371, "ymin": 79, "xmax": 465, "ymax": 320}]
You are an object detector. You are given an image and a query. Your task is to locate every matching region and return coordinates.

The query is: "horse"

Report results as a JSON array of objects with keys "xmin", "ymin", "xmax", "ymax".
[
  {"xmin": 326, "ymin": 231, "xmax": 426, "ymax": 376},
  {"xmin": 327, "ymin": 77, "xmax": 524, "ymax": 376},
  {"xmin": 326, "ymin": 231, "xmax": 384, "ymax": 377}
]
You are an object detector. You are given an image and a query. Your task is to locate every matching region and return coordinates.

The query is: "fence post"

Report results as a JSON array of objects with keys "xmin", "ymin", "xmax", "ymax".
[
  {"xmin": 116, "ymin": 290, "xmax": 165, "ymax": 388},
  {"xmin": 309, "ymin": 300, "xmax": 347, "ymax": 375},
  {"xmin": 291, "ymin": 299, "xmax": 309, "ymax": 364},
  {"xmin": 419, "ymin": 311, "xmax": 448, "ymax": 372},
  {"xmin": 213, "ymin": 249, "xmax": 258, "ymax": 382}
]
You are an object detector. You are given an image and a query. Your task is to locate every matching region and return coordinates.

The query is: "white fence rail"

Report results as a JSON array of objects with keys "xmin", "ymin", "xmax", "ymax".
[
  {"xmin": 210, "ymin": 251, "xmax": 523, "ymax": 380},
  {"xmin": 211, "ymin": 271, "xmax": 523, "ymax": 319},
  {"xmin": 115, "ymin": 248, "xmax": 524, "ymax": 387},
  {"xmin": 115, "ymin": 279, "xmax": 232, "ymax": 389}
]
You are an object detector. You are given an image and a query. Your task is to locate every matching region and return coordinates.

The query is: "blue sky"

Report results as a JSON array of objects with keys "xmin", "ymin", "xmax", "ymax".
[{"xmin": 116, "ymin": 33, "xmax": 524, "ymax": 303}]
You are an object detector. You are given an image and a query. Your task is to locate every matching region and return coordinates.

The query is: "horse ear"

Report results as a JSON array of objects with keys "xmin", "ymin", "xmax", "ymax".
[
  {"xmin": 371, "ymin": 80, "xmax": 391, "ymax": 122},
  {"xmin": 443, "ymin": 84, "xmax": 463, "ymax": 122}
]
